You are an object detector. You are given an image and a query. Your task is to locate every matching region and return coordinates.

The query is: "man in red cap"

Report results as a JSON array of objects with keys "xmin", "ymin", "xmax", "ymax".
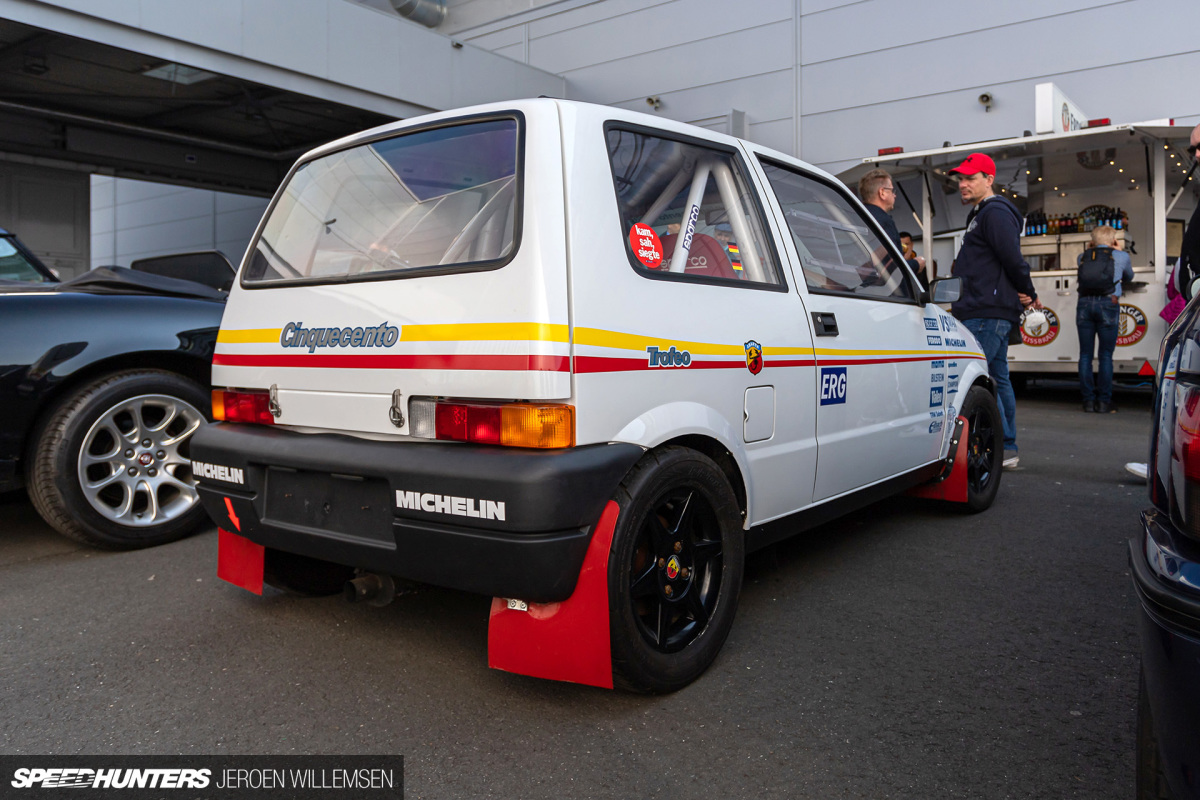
[{"xmin": 948, "ymin": 152, "xmax": 1041, "ymax": 470}]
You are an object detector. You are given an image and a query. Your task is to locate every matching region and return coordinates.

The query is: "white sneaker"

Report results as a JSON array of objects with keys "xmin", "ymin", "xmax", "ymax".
[
  {"xmin": 1125, "ymin": 462, "xmax": 1148, "ymax": 481},
  {"xmin": 1002, "ymin": 452, "xmax": 1019, "ymax": 470}
]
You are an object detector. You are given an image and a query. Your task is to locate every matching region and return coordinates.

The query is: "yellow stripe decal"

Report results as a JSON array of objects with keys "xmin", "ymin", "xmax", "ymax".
[
  {"xmin": 217, "ymin": 328, "xmax": 280, "ymax": 344},
  {"xmin": 575, "ymin": 327, "xmax": 748, "ymax": 355},
  {"xmin": 400, "ymin": 323, "xmax": 569, "ymax": 342}
]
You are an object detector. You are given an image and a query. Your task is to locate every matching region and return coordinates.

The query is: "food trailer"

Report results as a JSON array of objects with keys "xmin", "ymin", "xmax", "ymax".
[{"xmin": 840, "ymin": 85, "xmax": 1196, "ymax": 379}]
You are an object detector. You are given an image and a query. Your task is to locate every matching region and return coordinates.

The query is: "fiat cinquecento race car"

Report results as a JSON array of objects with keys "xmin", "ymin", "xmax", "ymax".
[{"xmin": 191, "ymin": 98, "xmax": 1002, "ymax": 693}]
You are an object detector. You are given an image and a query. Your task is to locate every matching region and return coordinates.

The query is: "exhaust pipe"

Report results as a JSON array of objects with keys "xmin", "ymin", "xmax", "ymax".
[{"xmin": 344, "ymin": 573, "xmax": 397, "ymax": 607}]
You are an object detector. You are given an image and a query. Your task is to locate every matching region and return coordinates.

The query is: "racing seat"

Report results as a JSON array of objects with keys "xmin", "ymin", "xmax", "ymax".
[{"xmin": 658, "ymin": 233, "xmax": 738, "ymax": 280}]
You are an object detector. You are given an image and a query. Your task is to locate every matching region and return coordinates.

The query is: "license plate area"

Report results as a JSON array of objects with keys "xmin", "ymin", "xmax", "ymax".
[{"xmin": 264, "ymin": 467, "xmax": 393, "ymax": 543}]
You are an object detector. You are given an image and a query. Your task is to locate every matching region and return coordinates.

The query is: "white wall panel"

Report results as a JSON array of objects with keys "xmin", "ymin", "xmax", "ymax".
[
  {"xmin": 95, "ymin": 176, "xmax": 269, "ymax": 269},
  {"xmin": 528, "ymin": 0, "xmax": 791, "ymax": 75},
  {"xmin": 138, "ymin": 0, "xmax": 245, "ymax": 57},
  {"xmin": 562, "ymin": 20, "xmax": 793, "ymax": 103},
  {"xmin": 527, "ymin": 0, "xmax": 674, "ymax": 39},
  {"xmin": 115, "ymin": 188, "xmax": 212, "ymax": 231},
  {"xmin": 801, "ymin": 0, "xmax": 1190, "ymax": 116},
  {"xmin": 91, "ymin": 232, "xmax": 116, "ymax": 266},
  {"xmin": 799, "ymin": 0, "xmax": 861, "ymax": 14},
  {"xmin": 327, "ymin": 2, "xmax": 405, "ymax": 99},
  {"xmin": 748, "ymin": 117, "xmax": 794, "ymax": 153},
  {"xmin": 243, "ymin": 0, "xmax": 331, "ymax": 78},
  {"xmin": 608, "ymin": 70, "xmax": 792, "ymax": 135},
  {"xmin": 466, "ymin": 26, "xmax": 525, "ymax": 51},
  {"xmin": 800, "ymin": 0, "xmax": 1116, "ymax": 64}
]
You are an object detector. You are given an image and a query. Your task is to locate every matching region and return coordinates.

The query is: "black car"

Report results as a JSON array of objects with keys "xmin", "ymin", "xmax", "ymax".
[
  {"xmin": 1131, "ymin": 296, "xmax": 1200, "ymax": 798},
  {"xmin": 0, "ymin": 251, "xmax": 232, "ymax": 549}
]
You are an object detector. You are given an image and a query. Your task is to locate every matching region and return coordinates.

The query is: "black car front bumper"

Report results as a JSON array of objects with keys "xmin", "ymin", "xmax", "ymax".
[
  {"xmin": 1130, "ymin": 508, "xmax": 1200, "ymax": 800},
  {"xmin": 192, "ymin": 422, "xmax": 644, "ymax": 603}
]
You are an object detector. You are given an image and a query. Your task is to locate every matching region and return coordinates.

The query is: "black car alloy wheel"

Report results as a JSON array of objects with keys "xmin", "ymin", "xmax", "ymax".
[{"xmin": 608, "ymin": 446, "xmax": 743, "ymax": 693}]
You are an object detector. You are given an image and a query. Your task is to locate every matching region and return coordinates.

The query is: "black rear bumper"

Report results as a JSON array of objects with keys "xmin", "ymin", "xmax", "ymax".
[{"xmin": 192, "ymin": 422, "xmax": 643, "ymax": 602}]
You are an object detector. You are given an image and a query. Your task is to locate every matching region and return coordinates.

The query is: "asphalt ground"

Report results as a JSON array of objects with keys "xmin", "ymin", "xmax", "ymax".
[{"xmin": 0, "ymin": 381, "xmax": 1153, "ymax": 799}]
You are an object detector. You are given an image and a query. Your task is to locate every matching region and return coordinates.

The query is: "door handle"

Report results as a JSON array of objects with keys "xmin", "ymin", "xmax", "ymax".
[{"xmin": 812, "ymin": 312, "xmax": 839, "ymax": 337}]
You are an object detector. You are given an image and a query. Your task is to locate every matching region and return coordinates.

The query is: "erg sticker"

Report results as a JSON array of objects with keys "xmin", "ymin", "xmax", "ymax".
[{"xmin": 820, "ymin": 367, "xmax": 847, "ymax": 405}]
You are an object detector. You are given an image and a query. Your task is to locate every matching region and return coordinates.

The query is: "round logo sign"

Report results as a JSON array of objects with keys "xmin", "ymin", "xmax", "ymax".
[
  {"xmin": 1117, "ymin": 303, "xmax": 1148, "ymax": 347},
  {"xmin": 1020, "ymin": 306, "xmax": 1060, "ymax": 347},
  {"xmin": 629, "ymin": 223, "xmax": 663, "ymax": 269},
  {"xmin": 665, "ymin": 555, "xmax": 681, "ymax": 580}
]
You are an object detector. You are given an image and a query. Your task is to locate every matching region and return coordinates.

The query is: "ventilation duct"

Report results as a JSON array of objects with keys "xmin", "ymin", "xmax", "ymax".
[{"xmin": 388, "ymin": 0, "xmax": 446, "ymax": 27}]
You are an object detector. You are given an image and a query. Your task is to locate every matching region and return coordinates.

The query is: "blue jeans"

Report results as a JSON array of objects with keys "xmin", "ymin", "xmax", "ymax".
[
  {"xmin": 1077, "ymin": 295, "xmax": 1120, "ymax": 404},
  {"xmin": 962, "ymin": 317, "xmax": 1018, "ymax": 452}
]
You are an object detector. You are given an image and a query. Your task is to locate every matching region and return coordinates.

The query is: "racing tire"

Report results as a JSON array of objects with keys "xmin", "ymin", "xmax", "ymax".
[
  {"xmin": 607, "ymin": 446, "xmax": 744, "ymax": 693},
  {"xmin": 264, "ymin": 549, "xmax": 356, "ymax": 597},
  {"xmin": 26, "ymin": 370, "xmax": 210, "ymax": 550},
  {"xmin": 1136, "ymin": 669, "xmax": 1174, "ymax": 799},
  {"xmin": 960, "ymin": 384, "xmax": 1003, "ymax": 513}
]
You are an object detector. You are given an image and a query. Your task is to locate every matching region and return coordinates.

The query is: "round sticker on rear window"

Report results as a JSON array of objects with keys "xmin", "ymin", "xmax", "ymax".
[{"xmin": 629, "ymin": 223, "xmax": 663, "ymax": 269}]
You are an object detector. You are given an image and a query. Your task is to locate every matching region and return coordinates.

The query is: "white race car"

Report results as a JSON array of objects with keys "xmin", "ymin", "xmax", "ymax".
[{"xmin": 192, "ymin": 99, "xmax": 1000, "ymax": 692}]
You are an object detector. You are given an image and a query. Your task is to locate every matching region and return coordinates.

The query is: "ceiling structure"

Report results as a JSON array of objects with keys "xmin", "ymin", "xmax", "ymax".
[{"xmin": 0, "ymin": 19, "xmax": 397, "ymax": 195}]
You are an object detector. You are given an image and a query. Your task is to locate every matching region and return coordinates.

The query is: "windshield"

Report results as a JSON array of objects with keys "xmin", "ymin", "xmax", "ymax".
[
  {"xmin": 0, "ymin": 238, "xmax": 51, "ymax": 283},
  {"xmin": 243, "ymin": 117, "xmax": 521, "ymax": 285}
]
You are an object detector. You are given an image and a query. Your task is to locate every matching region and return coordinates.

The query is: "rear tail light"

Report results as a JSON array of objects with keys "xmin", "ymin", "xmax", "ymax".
[
  {"xmin": 212, "ymin": 389, "xmax": 275, "ymax": 425},
  {"xmin": 1172, "ymin": 384, "xmax": 1200, "ymax": 535},
  {"xmin": 409, "ymin": 399, "xmax": 573, "ymax": 448}
]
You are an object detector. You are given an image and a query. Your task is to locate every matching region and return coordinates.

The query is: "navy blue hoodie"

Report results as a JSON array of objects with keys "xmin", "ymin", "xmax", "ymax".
[{"xmin": 950, "ymin": 195, "xmax": 1037, "ymax": 325}]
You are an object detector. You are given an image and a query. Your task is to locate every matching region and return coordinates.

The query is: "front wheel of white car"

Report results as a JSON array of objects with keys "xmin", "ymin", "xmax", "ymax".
[{"xmin": 960, "ymin": 384, "xmax": 1003, "ymax": 513}]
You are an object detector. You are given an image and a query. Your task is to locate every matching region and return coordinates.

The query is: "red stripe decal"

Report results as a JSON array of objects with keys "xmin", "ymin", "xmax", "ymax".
[{"xmin": 213, "ymin": 353, "xmax": 570, "ymax": 372}]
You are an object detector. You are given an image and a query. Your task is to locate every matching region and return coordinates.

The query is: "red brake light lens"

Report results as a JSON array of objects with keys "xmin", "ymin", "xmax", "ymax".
[
  {"xmin": 212, "ymin": 389, "xmax": 275, "ymax": 425},
  {"xmin": 422, "ymin": 400, "xmax": 573, "ymax": 448}
]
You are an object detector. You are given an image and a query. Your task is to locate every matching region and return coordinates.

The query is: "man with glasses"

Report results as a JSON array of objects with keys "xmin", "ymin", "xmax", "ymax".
[
  {"xmin": 858, "ymin": 168, "xmax": 926, "ymax": 283},
  {"xmin": 948, "ymin": 153, "xmax": 1040, "ymax": 470}
]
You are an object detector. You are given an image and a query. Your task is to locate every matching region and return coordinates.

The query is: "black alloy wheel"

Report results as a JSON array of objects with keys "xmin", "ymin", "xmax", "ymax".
[
  {"xmin": 629, "ymin": 484, "xmax": 724, "ymax": 653},
  {"xmin": 960, "ymin": 384, "xmax": 1003, "ymax": 512},
  {"xmin": 608, "ymin": 446, "xmax": 743, "ymax": 693}
]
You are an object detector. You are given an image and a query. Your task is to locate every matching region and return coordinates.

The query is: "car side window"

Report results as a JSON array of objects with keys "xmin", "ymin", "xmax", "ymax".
[
  {"xmin": 606, "ymin": 126, "xmax": 782, "ymax": 288},
  {"xmin": 759, "ymin": 160, "xmax": 915, "ymax": 302}
]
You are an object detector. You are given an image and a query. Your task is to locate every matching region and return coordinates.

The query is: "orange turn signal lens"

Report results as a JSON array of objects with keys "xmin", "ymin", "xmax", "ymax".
[
  {"xmin": 211, "ymin": 389, "xmax": 226, "ymax": 421},
  {"xmin": 500, "ymin": 404, "xmax": 575, "ymax": 448}
]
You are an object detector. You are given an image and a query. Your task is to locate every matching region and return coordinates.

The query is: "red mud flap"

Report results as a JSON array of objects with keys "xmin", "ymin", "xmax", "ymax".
[
  {"xmin": 907, "ymin": 416, "xmax": 969, "ymax": 503},
  {"xmin": 217, "ymin": 528, "xmax": 265, "ymax": 595},
  {"xmin": 487, "ymin": 500, "xmax": 620, "ymax": 689}
]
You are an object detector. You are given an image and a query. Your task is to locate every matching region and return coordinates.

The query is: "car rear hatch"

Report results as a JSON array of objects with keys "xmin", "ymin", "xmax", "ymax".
[{"xmin": 211, "ymin": 102, "xmax": 570, "ymax": 439}]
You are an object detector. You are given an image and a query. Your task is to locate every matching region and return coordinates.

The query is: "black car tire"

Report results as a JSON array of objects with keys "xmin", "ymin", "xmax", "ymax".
[
  {"xmin": 1137, "ymin": 668, "xmax": 1174, "ymax": 799},
  {"xmin": 27, "ymin": 369, "xmax": 210, "ymax": 550},
  {"xmin": 608, "ymin": 446, "xmax": 743, "ymax": 693},
  {"xmin": 960, "ymin": 384, "xmax": 1003, "ymax": 513}
]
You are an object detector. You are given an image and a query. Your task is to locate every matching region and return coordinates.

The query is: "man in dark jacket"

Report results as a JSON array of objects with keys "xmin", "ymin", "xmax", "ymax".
[
  {"xmin": 858, "ymin": 168, "xmax": 926, "ymax": 286},
  {"xmin": 949, "ymin": 153, "xmax": 1040, "ymax": 469}
]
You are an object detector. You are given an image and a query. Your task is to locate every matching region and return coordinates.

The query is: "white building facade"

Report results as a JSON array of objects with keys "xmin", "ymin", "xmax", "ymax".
[{"xmin": 0, "ymin": 0, "xmax": 1190, "ymax": 272}]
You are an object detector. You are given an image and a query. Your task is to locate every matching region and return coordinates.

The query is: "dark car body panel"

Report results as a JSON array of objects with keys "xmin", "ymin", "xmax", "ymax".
[
  {"xmin": 1134, "ymin": 296, "xmax": 1200, "ymax": 799},
  {"xmin": 0, "ymin": 290, "xmax": 224, "ymax": 491}
]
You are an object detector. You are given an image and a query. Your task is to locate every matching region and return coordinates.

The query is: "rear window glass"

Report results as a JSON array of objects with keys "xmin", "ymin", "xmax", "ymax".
[
  {"xmin": 606, "ymin": 127, "xmax": 781, "ymax": 287},
  {"xmin": 243, "ymin": 117, "xmax": 520, "ymax": 285}
]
